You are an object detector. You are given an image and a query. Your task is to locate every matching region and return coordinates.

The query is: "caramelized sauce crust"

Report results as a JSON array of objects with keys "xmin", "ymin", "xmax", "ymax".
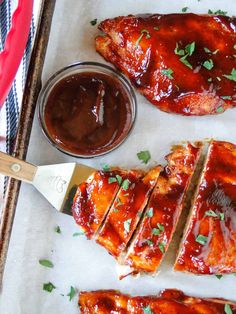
[
  {"xmin": 96, "ymin": 14, "xmax": 236, "ymax": 115},
  {"xmin": 175, "ymin": 141, "xmax": 236, "ymax": 274},
  {"xmin": 79, "ymin": 289, "xmax": 236, "ymax": 313}
]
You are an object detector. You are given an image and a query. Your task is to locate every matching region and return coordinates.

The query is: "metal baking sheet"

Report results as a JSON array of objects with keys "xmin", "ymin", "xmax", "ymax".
[{"xmin": 1, "ymin": 1, "xmax": 236, "ymax": 313}]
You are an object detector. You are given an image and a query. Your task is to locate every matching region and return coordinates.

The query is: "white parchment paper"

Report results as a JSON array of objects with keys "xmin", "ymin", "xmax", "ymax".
[{"xmin": 1, "ymin": 1, "xmax": 236, "ymax": 313}]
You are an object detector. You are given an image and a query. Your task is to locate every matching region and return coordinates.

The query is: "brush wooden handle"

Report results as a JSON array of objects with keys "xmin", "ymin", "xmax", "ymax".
[{"xmin": 0, "ymin": 151, "xmax": 37, "ymax": 183}]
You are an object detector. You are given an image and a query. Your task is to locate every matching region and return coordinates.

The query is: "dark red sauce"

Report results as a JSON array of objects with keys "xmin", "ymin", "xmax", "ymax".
[{"xmin": 44, "ymin": 72, "xmax": 133, "ymax": 156}]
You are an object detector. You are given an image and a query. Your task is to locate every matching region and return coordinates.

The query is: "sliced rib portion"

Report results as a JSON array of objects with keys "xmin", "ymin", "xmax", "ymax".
[
  {"xmin": 96, "ymin": 167, "xmax": 161, "ymax": 257},
  {"xmin": 124, "ymin": 143, "xmax": 202, "ymax": 273},
  {"xmin": 96, "ymin": 14, "xmax": 236, "ymax": 116},
  {"xmin": 72, "ymin": 169, "xmax": 127, "ymax": 238},
  {"xmin": 175, "ymin": 140, "xmax": 236, "ymax": 274},
  {"xmin": 79, "ymin": 289, "xmax": 236, "ymax": 313}
]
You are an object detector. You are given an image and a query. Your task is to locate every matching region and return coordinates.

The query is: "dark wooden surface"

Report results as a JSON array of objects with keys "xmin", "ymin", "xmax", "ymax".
[{"xmin": 0, "ymin": 0, "xmax": 56, "ymax": 288}]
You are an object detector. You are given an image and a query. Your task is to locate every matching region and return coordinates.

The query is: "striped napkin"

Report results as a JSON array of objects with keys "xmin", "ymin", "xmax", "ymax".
[{"xmin": 0, "ymin": 0, "xmax": 36, "ymax": 213}]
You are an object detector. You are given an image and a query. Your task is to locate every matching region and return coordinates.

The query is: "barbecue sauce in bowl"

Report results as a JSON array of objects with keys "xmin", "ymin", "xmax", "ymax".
[{"xmin": 40, "ymin": 63, "xmax": 136, "ymax": 157}]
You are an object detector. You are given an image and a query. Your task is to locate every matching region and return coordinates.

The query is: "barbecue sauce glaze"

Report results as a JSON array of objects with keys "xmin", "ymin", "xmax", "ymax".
[{"xmin": 44, "ymin": 72, "xmax": 133, "ymax": 156}]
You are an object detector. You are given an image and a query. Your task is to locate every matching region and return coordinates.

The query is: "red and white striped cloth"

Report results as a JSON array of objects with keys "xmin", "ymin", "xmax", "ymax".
[{"xmin": 0, "ymin": 0, "xmax": 38, "ymax": 213}]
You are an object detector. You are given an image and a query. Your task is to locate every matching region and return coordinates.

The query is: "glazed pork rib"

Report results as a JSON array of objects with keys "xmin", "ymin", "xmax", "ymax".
[
  {"xmin": 96, "ymin": 13, "xmax": 236, "ymax": 116},
  {"xmin": 124, "ymin": 143, "xmax": 202, "ymax": 273},
  {"xmin": 79, "ymin": 289, "xmax": 236, "ymax": 313},
  {"xmin": 96, "ymin": 166, "xmax": 162, "ymax": 258},
  {"xmin": 174, "ymin": 141, "xmax": 236, "ymax": 274}
]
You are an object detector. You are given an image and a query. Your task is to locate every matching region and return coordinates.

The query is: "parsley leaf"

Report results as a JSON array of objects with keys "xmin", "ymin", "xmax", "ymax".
[
  {"xmin": 223, "ymin": 68, "xmax": 236, "ymax": 82},
  {"xmin": 182, "ymin": 7, "xmax": 189, "ymax": 13},
  {"xmin": 234, "ymin": 44, "xmax": 236, "ymax": 50},
  {"xmin": 180, "ymin": 54, "xmax": 193, "ymax": 69},
  {"xmin": 153, "ymin": 26, "xmax": 159, "ymax": 30},
  {"xmin": 185, "ymin": 42, "xmax": 195, "ymax": 56},
  {"xmin": 143, "ymin": 305, "xmax": 154, "ymax": 314},
  {"xmin": 158, "ymin": 242, "xmax": 166, "ymax": 254},
  {"xmin": 108, "ymin": 177, "xmax": 117, "ymax": 184},
  {"xmin": 124, "ymin": 219, "xmax": 132, "ymax": 233},
  {"xmin": 221, "ymin": 96, "xmax": 232, "ymax": 100},
  {"xmin": 208, "ymin": 9, "xmax": 227, "ymax": 16},
  {"xmin": 161, "ymin": 68, "xmax": 174, "ymax": 80},
  {"xmin": 157, "ymin": 223, "xmax": 164, "ymax": 232},
  {"xmin": 196, "ymin": 234, "xmax": 208, "ymax": 245},
  {"xmin": 39, "ymin": 259, "xmax": 54, "ymax": 268},
  {"xmin": 152, "ymin": 228, "xmax": 161, "ymax": 236},
  {"xmin": 146, "ymin": 207, "xmax": 154, "ymax": 218},
  {"xmin": 205, "ymin": 210, "xmax": 218, "ymax": 218},
  {"xmin": 216, "ymin": 106, "xmax": 224, "ymax": 113},
  {"xmin": 43, "ymin": 282, "xmax": 56, "ymax": 293},
  {"xmin": 136, "ymin": 29, "xmax": 151, "ymax": 47},
  {"xmin": 219, "ymin": 213, "xmax": 225, "ymax": 221},
  {"xmin": 204, "ymin": 47, "xmax": 219, "ymax": 55},
  {"xmin": 137, "ymin": 150, "xmax": 151, "ymax": 164},
  {"xmin": 203, "ymin": 59, "xmax": 214, "ymax": 70},
  {"xmin": 174, "ymin": 43, "xmax": 185, "ymax": 56},
  {"xmin": 67, "ymin": 286, "xmax": 76, "ymax": 301},
  {"xmin": 122, "ymin": 179, "xmax": 130, "ymax": 191},
  {"xmin": 224, "ymin": 304, "xmax": 233, "ymax": 314},
  {"xmin": 113, "ymin": 208, "xmax": 119, "ymax": 213},
  {"xmin": 90, "ymin": 18, "xmax": 97, "ymax": 26},
  {"xmin": 116, "ymin": 175, "xmax": 122, "ymax": 185},
  {"xmin": 54, "ymin": 225, "xmax": 61, "ymax": 234},
  {"xmin": 73, "ymin": 232, "xmax": 84, "ymax": 236},
  {"xmin": 145, "ymin": 239, "xmax": 154, "ymax": 246},
  {"xmin": 102, "ymin": 164, "xmax": 110, "ymax": 172},
  {"xmin": 215, "ymin": 275, "xmax": 223, "ymax": 280}
]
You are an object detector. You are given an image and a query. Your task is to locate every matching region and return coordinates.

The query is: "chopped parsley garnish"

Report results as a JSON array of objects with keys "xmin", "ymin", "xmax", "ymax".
[
  {"xmin": 108, "ymin": 177, "xmax": 117, "ymax": 184},
  {"xmin": 143, "ymin": 305, "xmax": 154, "ymax": 314},
  {"xmin": 73, "ymin": 232, "xmax": 84, "ymax": 236},
  {"xmin": 122, "ymin": 179, "xmax": 130, "ymax": 191},
  {"xmin": 215, "ymin": 274, "xmax": 223, "ymax": 279},
  {"xmin": 221, "ymin": 96, "xmax": 232, "ymax": 100},
  {"xmin": 205, "ymin": 209, "xmax": 225, "ymax": 221},
  {"xmin": 90, "ymin": 18, "xmax": 97, "ymax": 26},
  {"xmin": 152, "ymin": 228, "xmax": 161, "ymax": 235},
  {"xmin": 153, "ymin": 26, "xmax": 159, "ymax": 30},
  {"xmin": 113, "ymin": 208, "xmax": 119, "ymax": 213},
  {"xmin": 116, "ymin": 197, "xmax": 123, "ymax": 206},
  {"xmin": 180, "ymin": 54, "xmax": 193, "ymax": 69},
  {"xmin": 152, "ymin": 223, "xmax": 164, "ymax": 235},
  {"xmin": 216, "ymin": 106, "xmax": 224, "ymax": 113},
  {"xmin": 102, "ymin": 164, "xmax": 110, "ymax": 172},
  {"xmin": 123, "ymin": 193, "xmax": 129, "ymax": 197},
  {"xmin": 175, "ymin": 42, "xmax": 195, "ymax": 69},
  {"xmin": 158, "ymin": 242, "xmax": 166, "ymax": 254},
  {"xmin": 219, "ymin": 213, "xmax": 225, "ymax": 221},
  {"xmin": 39, "ymin": 259, "xmax": 54, "ymax": 268},
  {"xmin": 157, "ymin": 223, "xmax": 164, "ymax": 232},
  {"xmin": 208, "ymin": 9, "xmax": 227, "ymax": 16},
  {"xmin": 146, "ymin": 207, "xmax": 154, "ymax": 218},
  {"xmin": 204, "ymin": 47, "xmax": 219, "ymax": 55},
  {"xmin": 124, "ymin": 219, "xmax": 132, "ymax": 233},
  {"xmin": 224, "ymin": 304, "xmax": 233, "ymax": 314},
  {"xmin": 203, "ymin": 59, "xmax": 214, "ymax": 70},
  {"xmin": 161, "ymin": 68, "xmax": 174, "ymax": 80},
  {"xmin": 182, "ymin": 7, "xmax": 189, "ymax": 13},
  {"xmin": 174, "ymin": 43, "xmax": 185, "ymax": 56},
  {"xmin": 216, "ymin": 77, "xmax": 221, "ymax": 81},
  {"xmin": 205, "ymin": 210, "xmax": 218, "ymax": 218},
  {"xmin": 137, "ymin": 150, "xmax": 151, "ymax": 164},
  {"xmin": 136, "ymin": 29, "xmax": 151, "ymax": 47},
  {"xmin": 116, "ymin": 174, "xmax": 122, "ymax": 185},
  {"xmin": 185, "ymin": 42, "xmax": 195, "ymax": 56},
  {"xmin": 208, "ymin": 78, "xmax": 213, "ymax": 82},
  {"xmin": 146, "ymin": 239, "xmax": 154, "ymax": 246},
  {"xmin": 234, "ymin": 44, "xmax": 236, "ymax": 50},
  {"xmin": 54, "ymin": 225, "xmax": 61, "ymax": 234},
  {"xmin": 43, "ymin": 282, "xmax": 56, "ymax": 293},
  {"xmin": 223, "ymin": 68, "xmax": 236, "ymax": 82},
  {"xmin": 67, "ymin": 286, "xmax": 76, "ymax": 301},
  {"xmin": 196, "ymin": 234, "xmax": 208, "ymax": 245}
]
